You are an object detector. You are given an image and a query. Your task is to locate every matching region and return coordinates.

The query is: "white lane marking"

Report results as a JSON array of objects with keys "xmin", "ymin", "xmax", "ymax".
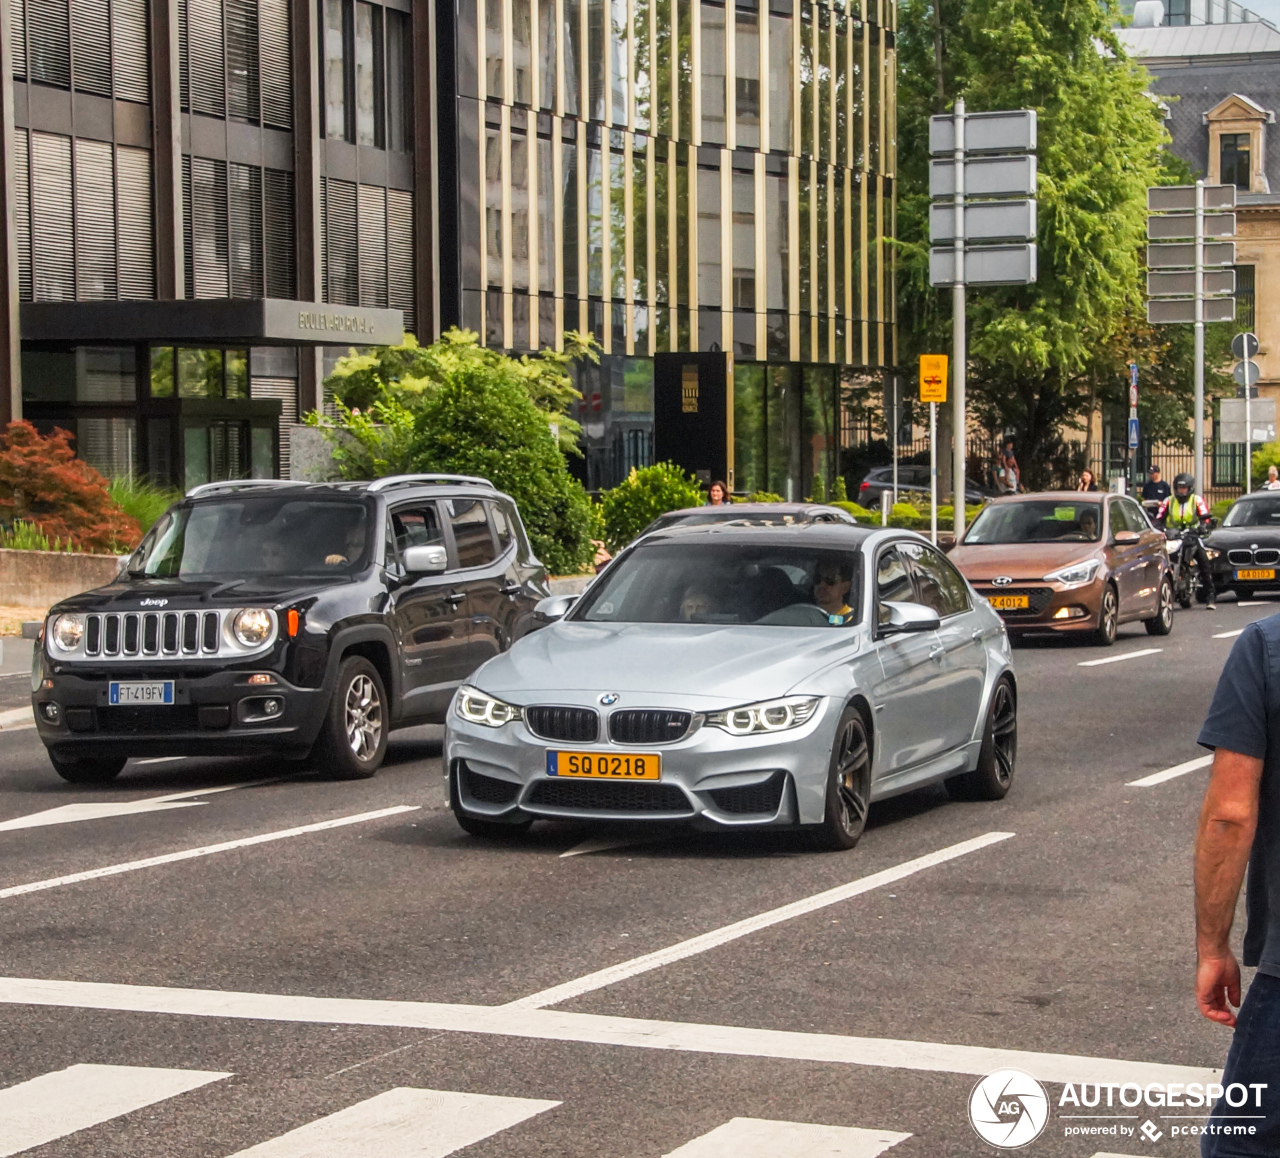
[
  {"xmin": 0, "ymin": 1063, "xmax": 229, "ymax": 1157},
  {"xmin": 509, "ymin": 831, "xmax": 1014, "ymax": 1010},
  {"xmin": 663, "ymin": 1118, "xmax": 910, "ymax": 1157},
  {"xmin": 560, "ymin": 836, "xmax": 649, "ymax": 858},
  {"xmin": 224, "ymin": 1087, "xmax": 560, "ymax": 1158},
  {"xmin": 1127, "ymin": 755, "xmax": 1213, "ymax": 788},
  {"xmin": 134, "ymin": 757, "xmax": 187, "ymax": 764},
  {"xmin": 1091, "ymin": 1154, "xmax": 1166, "ymax": 1158},
  {"xmin": 0, "ymin": 976, "xmax": 1219, "ymax": 1088},
  {"xmin": 0, "ymin": 706, "xmax": 33, "ymax": 730},
  {"xmin": 0, "ymin": 806, "xmax": 419, "ymax": 899},
  {"xmin": 1213, "ymin": 628, "xmax": 1245, "ymax": 639},
  {"xmin": 1237, "ymin": 601, "xmax": 1266, "ymax": 607},
  {"xmin": 1077, "ymin": 648, "xmax": 1163, "ymax": 668}
]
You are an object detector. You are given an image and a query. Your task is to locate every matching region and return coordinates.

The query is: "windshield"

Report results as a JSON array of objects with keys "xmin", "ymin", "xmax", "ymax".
[
  {"xmin": 646, "ymin": 510, "xmax": 804, "ymax": 534},
  {"xmin": 965, "ymin": 500, "xmax": 1103, "ymax": 545},
  {"xmin": 130, "ymin": 496, "xmax": 373, "ymax": 578},
  {"xmin": 1224, "ymin": 498, "xmax": 1280, "ymax": 527},
  {"xmin": 573, "ymin": 542, "xmax": 862, "ymax": 627}
]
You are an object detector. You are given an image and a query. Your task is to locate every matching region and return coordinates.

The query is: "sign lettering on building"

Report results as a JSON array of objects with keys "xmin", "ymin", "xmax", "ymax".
[{"xmin": 682, "ymin": 366, "xmax": 700, "ymax": 414}]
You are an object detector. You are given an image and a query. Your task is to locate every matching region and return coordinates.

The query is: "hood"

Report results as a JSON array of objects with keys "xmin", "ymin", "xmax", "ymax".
[
  {"xmin": 948, "ymin": 542, "xmax": 1104, "ymax": 582},
  {"xmin": 52, "ymin": 574, "xmax": 334, "ymax": 613},
  {"xmin": 472, "ymin": 620, "xmax": 860, "ymax": 706},
  {"xmin": 1205, "ymin": 526, "xmax": 1280, "ymax": 548}
]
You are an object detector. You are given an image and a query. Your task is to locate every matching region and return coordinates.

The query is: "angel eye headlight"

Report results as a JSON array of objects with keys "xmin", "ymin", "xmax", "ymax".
[
  {"xmin": 456, "ymin": 686, "xmax": 522, "ymax": 727},
  {"xmin": 707, "ymin": 696, "xmax": 821, "ymax": 736},
  {"xmin": 232, "ymin": 607, "xmax": 274, "ymax": 646},
  {"xmin": 51, "ymin": 613, "xmax": 85, "ymax": 651},
  {"xmin": 1043, "ymin": 560, "xmax": 1100, "ymax": 589}
]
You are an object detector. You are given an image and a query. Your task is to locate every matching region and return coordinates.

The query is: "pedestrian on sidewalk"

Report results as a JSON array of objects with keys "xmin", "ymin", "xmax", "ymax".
[
  {"xmin": 1195, "ymin": 623, "xmax": 1280, "ymax": 1155},
  {"xmin": 1265, "ymin": 465, "xmax": 1280, "ymax": 491}
]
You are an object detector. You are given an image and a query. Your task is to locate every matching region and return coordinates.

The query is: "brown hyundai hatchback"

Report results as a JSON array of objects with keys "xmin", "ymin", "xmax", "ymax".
[{"xmin": 948, "ymin": 492, "xmax": 1174, "ymax": 645}]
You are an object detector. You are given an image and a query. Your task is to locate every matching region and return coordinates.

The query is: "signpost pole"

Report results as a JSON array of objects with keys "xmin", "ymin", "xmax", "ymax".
[
  {"xmin": 952, "ymin": 98, "xmax": 967, "ymax": 538},
  {"xmin": 1194, "ymin": 179, "xmax": 1205, "ymax": 495},
  {"xmin": 892, "ymin": 375, "xmax": 899, "ymax": 503},
  {"xmin": 930, "ymin": 401, "xmax": 938, "ymax": 544},
  {"xmin": 1246, "ymin": 382, "xmax": 1253, "ymax": 494}
]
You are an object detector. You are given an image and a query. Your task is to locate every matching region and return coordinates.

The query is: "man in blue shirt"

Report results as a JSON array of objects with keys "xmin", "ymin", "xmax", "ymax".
[{"xmin": 1196, "ymin": 620, "xmax": 1280, "ymax": 1155}]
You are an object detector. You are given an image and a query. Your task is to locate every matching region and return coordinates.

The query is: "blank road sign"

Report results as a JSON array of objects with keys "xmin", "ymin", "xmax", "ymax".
[
  {"xmin": 930, "ymin": 243, "xmax": 1038, "ymax": 286},
  {"xmin": 1147, "ymin": 241, "xmax": 1236, "ymax": 268},
  {"xmin": 1147, "ymin": 269, "xmax": 1235, "ymax": 297},
  {"xmin": 1233, "ymin": 361, "xmax": 1261, "ymax": 387},
  {"xmin": 929, "ymin": 109, "xmax": 1038, "ymax": 156},
  {"xmin": 1220, "ymin": 399, "xmax": 1276, "ymax": 443},
  {"xmin": 929, "ymin": 155, "xmax": 1037, "ymax": 199},
  {"xmin": 930, "ymin": 199, "xmax": 1037, "ymax": 244},
  {"xmin": 1232, "ymin": 332, "xmax": 1261, "ymax": 359},
  {"xmin": 1147, "ymin": 212, "xmax": 1236, "ymax": 240},
  {"xmin": 1147, "ymin": 185, "xmax": 1236, "ymax": 212},
  {"xmin": 1147, "ymin": 297, "xmax": 1236, "ymax": 324}
]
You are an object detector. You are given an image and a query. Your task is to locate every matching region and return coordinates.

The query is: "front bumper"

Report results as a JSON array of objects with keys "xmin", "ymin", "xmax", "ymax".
[
  {"xmin": 445, "ymin": 699, "xmax": 839, "ymax": 828},
  {"xmin": 970, "ymin": 579, "xmax": 1102, "ymax": 633},
  {"xmin": 33, "ymin": 667, "xmax": 329, "ymax": 759}
]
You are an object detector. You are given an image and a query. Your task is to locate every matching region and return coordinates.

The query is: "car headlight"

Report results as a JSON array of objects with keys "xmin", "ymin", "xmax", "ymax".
[
  {"xmin": 456, "ymin": 685, "xmax": 521, "ymax": 727},
  {"xmin": 1043, "ymin": 560, "xmax": 1100, "ymax": 589},
  {"xmin": 232, "ymin": 608, "xmax": 274, "ymax": 646},
  {"xmin": 706, "ymin": 696, "xmax": 821, "ymax": 736},
  {"xmin": 51, "ymin": 613, "xmax": 84, "ymax": 651},
  {"xmin": 1205, "ymin": 547, "xmax": 1221, "ymax": 559}
]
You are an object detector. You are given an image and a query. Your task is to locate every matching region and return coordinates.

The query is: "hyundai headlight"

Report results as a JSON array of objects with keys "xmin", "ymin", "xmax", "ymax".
[
  {"xmin": 706, "ymin": 696, "xmax": 821, "ymax": 736},
  {"xmin": 51, "ymin": 613, "xmax": 84, "ymax": 651},
  {"xmin": 456, "ymin": 685, "xmax": 522, "ymax": 727},
  {"xmin": 1043, "ymin": 560, "xmax": 1100, "ymax": 589},
  {"xmin": 232, "ymin": 608, "xmax": 274, "ymax": 647}
]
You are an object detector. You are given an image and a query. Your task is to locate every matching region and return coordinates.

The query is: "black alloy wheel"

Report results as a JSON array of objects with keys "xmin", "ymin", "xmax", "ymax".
[
  {"xmin": 1145, "ymin": 576, "xmax": 1174, "ymax": 636},
  {"xmin": 947, "ymin": 677, "xmax": 1017, "ymax": 801},
  {"xmin": 48, "ymin": 753, "xmax": 127, "ymax": 784},
  {"xmin": 816, "ymin": 707, "xmax": 872, "ymax": 851},
  {"xmin": 1092, "ymin": 584, "xmax": 1118, "ymax": 647}
]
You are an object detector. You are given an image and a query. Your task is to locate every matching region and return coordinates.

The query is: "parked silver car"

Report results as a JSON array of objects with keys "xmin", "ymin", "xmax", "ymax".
[{"xmin": 444, "ymin": 524, "xmax": 1017, "ymax": 850}]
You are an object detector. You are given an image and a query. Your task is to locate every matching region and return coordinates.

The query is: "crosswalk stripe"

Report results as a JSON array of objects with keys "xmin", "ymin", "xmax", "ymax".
[
  {"xmin": 663, "ymin": 1117, "xmax": 911, "ymax": 1157},
  {"xmin": 224, "ymin": 1087, "xmax": 560, "ymax": 1157},
  {"xmin": 1127, "ymin": 754, "xmax": 1213, "ymax": 787},
  {"xmin": 0, "ymin": 1063, "xmax": 229, "ymax": 1157}
]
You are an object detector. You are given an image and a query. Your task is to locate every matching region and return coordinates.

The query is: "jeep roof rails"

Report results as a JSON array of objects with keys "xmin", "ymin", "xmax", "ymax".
[
  {"xmin": 185, "ymin": 479, "xmax": 305, "ymax": 499},
  {"xmin": 366, "ymin": 473, "xmax": 495, "ymax": 493}
]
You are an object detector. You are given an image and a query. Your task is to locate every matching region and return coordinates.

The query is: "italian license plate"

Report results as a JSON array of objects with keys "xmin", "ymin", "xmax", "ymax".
[
  {"xmin": 546, "ymin": 750, "xmax": 661, "ymax": 780},
  {"xmin": 109, "ymin": 680, "xmax": 174, "ymax": 706},
  {"xmin": 989, "ymin": 594, "xmax": 1030, "ymax": 610},
  {"xmin": 1237, "ymin": 568, "xmax": 1275, "ymax": 581}
]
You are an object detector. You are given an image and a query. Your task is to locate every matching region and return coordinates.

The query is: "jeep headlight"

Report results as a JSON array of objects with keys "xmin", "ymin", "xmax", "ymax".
[
  {"xmin": 456, "ymin": 686, "xmax": 521, "ymax": 727},
  {"xmin": 232, "ymin": 608, "xmax": 274, "ymax": 647},
  {"xmin": 1043, "ymin": 560, "xmax": 1100, "ymax": 589},
  {"xmin": 706, "ymin": 696, "xmax": 821, "ymax": 736},
  {"xmin": 51, "ymin": 613, "xmax": 84, "ymax": 651}
]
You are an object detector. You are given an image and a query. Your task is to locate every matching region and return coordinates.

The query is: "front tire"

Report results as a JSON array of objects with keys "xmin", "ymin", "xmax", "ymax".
[
  {"xmin": 48, "ymin": 753, "xmax": 127, "ymax": 784},
  {"xmin": 313, "ymin": 656, "xmax": 387, "ymax": 779},
  {"xmin": 1145, "ymin": 577, "xmax": 1174, "ymax": 636},
  {"xmin": 814, "ymin": 707, "xmax": 872, "ymax": 851},
  {"xmin": 1092, "ymin": 584, "xmax": 1118, "ymax": 646},
  {"xmin": 946, "ymin": 678, "xmax": 1017, "ymax": 801}
]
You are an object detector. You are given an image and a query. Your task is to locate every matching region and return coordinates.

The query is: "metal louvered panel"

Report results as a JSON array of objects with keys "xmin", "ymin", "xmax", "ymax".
[
  {"xmin": 28, "ymin": 0, "xmax": 70, "ymax": 87},
  {"xmin": 225, "ymin": 0, "xmax": 258, "ymax": 121},
  {"xmin": 71, "ymin": 0, "xmax": 111, "ymax": 95},
  {"xmin": 112, "ymin": 0, "xmax": 149, "ymax": 101},
  {"xmin": 191, "ymin": 156, "xmax": 229, "ymax": 297},
  {"xmin": 188, "ymin": 0, "xmax": 224, "ymax": 116},
  {"xmin": 31, "ymin": 132, "xmax": 74, "ymax": 301},
  {"xmin": 74, "ymin": 137, "xmax": 117, "ymax": 299},
  {"xmin": 387, "ymin": 187, "xmax": 414, "ymax": 332},
  {"xmin": 13, "ymin": 0, "xmax": 26, "ymax": 78},
  {"xmin": 357, "ymin": 183, "xmax": 386, "ymax": 308},
  {"xmin": 263, "ymin": 166, "xmax": 294, "ymax": 297},
  {"xmin": 319, "ymin": 178, "xmax": 327, "ymax": 299},
  {"xmin": 181, "ymin": 152, "xmax": 193, "ymax": 297},
  {"xmin": 252, "ymin": 375, "xmax": 296, "ymax": 476},
  {"xmin": 259, "ymin": 0, "xmax": 290, "ymax": 127},
  {"xmin": 116, "ymin": 145, "xmax": 154, "ymax": 298},
  {"xmin": 229, "ymin": 161, "xmax": 262, "ymax": 297},
  {"xmin": 325, "ymin": 177, "xmax": 357, "ymax": 305},
  {"xmin": 178, "ymin": 0, "xmax": 188, "ymax": 108},
  {"xmin": 14, "ymin": 129, "xmax": 31, "ymax": 302}
]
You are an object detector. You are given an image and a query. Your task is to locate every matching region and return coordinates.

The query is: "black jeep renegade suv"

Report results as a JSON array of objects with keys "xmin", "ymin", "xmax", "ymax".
[{"xmin": 33, "ymin": 474, "xmax": 549, "ymax": 783}]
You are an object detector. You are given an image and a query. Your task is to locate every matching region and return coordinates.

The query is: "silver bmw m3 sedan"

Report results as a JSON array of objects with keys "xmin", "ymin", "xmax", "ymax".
[{"xmin": 444, "ymin": 523, "xmax": 1016, "ymax": 851}]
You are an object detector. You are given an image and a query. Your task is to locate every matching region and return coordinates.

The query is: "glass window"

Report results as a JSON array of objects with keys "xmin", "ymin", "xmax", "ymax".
[
  {"xmin": 564, "ymin": 0, "xmax": 581, "ymax": 116},
  {"xmin": 766, "ymin": 170, "xmax": 788, "ymax": 311},
  {"xmin": 355, "ymin": 1, "xmax": 381, "ymax": 147},
  {"xmin": 485, "ymin": 127, "xmax": 503, "ymax": 286},
  {"xmin": 1224, "ymin": 497, "xmax": 1280, "ymax": 527},
  {"xmin": 563, "ymin": 138, "xmax": 579, "ymax": 295},
  {"xmin": 769, "ymin": 12, "xmax": 792, "ymax": 152},
  {"xmin": 611, "ymin": 0, "xmax": 628, "ymax": 125},
  {"xmin": 178, "ymin": 348, "xmax": 223, "ymax": 397},
  {"xmin": 633, "ymin": 0, "xmax": 650, "ymax": 127},
  {"xmin": 391, "ymin": 504, "xmax": 445, "ymax": 550},
  {"xmin": 731, "ymin": 169, "xmax": 753, "ymax": 309},
  {"xmin": 1120, "ymin": 498, "xmax": 1152, "ymax": 532},
  {"xmin": 512, "ymin": 0, "xmax": 532, "ymax": 103},
  {"xmin": 632, "ymin": 136, "xmax": 648, "ymax": 300},
  {"xmin": 902, "ymin": 542, "xmax": 969, "ymax": 617},
  {"xmin": 875, "ymin": 545, "xmax": 914, "ymax": 624},
  {"xmin": 489, "ymin": 501, "xmax": 514, "ymax": 549},
  {"xmin": 965, "ymin": 500, "xmax": 1104, "ymax": 544},
  {"xmin": 251, "ymin": 426, "xmax": 274, "ymax": 477},
  {"xmin": 697, "ymin": 165, "xmax": 721, "ymax": 308},
  {"xmin": 538, "ymin": 0, "xmax": 556, "ymax": 109},
  {"xmin": 587, "ymin": 142, "xmax": 604, "ymax": 296},
  {"xmin": 655, "ymin": 0, "xmax": 671, "ymax": 134},
  {"xmin": 588, "ymin": 0, "xmax": 605, "ymax": 119},
  {"xmin": 184, "ymin": 426, "xmax": 210, "ymax": 488},
  {"xmin": 486, "ymin": 0, "xmax": 504, "ymax": 97},
  {"xmin": 76, "ymin": 347, "xmax": 137, "ymax": 401},
  {"xmin": 736, "ymin": 6, "xmax": 760, "ymax": 149},
  {"xmin": 538, "ymin": 137, "xmax": 554, "ymax": 293},
  {"xmin": 224, "ymin": 349, "xmax": 248, "ymax": 398},
  {"xmin": 610, "ymin": 142, "xmax": 626, "ymax": 299},
  {"xmin": 511, "ymin": 131, "xmax": 530, "ymax": 290},
  {"xmin": 324, "ymin": 0, "xmax": 348, "ymax": 140},
  {"xmin": 385, "ymin": 10, "xmax": 411, "ymax": 151},
  {"xmin": 448, "ymin": 497, "xmax": 497, "ymax": 567},
  {"xmin": 77, "ymin": 417, "xmax": 137, "ymax": 480},
  {"xmin": 700, "ymin": 1, "xmax": 726, "ymax": 146},
  {"xmin": 677, "ymin": 0, "xmax": 692, "ymax": 140},
  {"xmin": 1236, "ymin": 264, "xmax": 1256, "ymax": 330},
  {"xmin": 655, "ymin": 150, "xmax": 669, "ymax": 303},
  {"xmin": 1221, "ymin": 132, "xmax": 1251, "ymax": 191}
]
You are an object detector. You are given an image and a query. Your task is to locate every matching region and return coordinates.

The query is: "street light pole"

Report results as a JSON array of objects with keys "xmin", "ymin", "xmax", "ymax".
[
  {"xmin": 952, "ymin": 98, "xmax": 966, "ymax": 536},
  {"xmin": 1194, "ymin": 178, "xmax": 1205, "ymax": 495}
]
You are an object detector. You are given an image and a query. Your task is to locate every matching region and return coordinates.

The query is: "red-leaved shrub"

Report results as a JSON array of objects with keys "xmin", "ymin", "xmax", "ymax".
[{"xmin": 0, "ymin": 422, "xmax": 141, "ymax": 553}]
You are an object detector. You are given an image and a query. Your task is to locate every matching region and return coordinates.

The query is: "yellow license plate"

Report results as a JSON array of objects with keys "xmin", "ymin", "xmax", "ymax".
[
  {"xmin": 989, "ymin": 594, "xmax": 1030, "ymax": 610},
  {"xmin": 1238, "ymin": 569, "xmax": 1275, "ymax": 581},
  {"xmin": 546, "ymin": 750, "xmax": 661, "ymax": 780}
]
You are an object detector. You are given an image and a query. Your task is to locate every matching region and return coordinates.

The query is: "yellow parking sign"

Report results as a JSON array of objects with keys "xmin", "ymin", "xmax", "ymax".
[{"xmin": 919, "ymin": 355, "xmax": 948, "ymax": 403}]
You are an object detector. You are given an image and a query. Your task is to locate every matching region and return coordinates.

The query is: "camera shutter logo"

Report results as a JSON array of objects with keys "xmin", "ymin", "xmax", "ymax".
[{"xmin": 968, "ymin": 1069, "xmax": 1049, "ymax": 1148}]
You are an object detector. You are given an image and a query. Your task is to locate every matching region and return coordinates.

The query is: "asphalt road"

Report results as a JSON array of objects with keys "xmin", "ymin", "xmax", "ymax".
[{"xmin": 0, "ymin": 598, "xmax": 1269, "ymax": 1157}]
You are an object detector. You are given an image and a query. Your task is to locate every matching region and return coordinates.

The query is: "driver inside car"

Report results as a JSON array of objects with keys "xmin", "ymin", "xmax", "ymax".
[
  {"xmin": 813, "ymin": 559, "xmax": 855, "ymax": 624},
  {"xmin": 325, "ymin": 519, "xmax": 367, "ymax": 567},
  {"xmin": 1077, "ymin": 508, "xmax": 1099, "ymax": 541}
]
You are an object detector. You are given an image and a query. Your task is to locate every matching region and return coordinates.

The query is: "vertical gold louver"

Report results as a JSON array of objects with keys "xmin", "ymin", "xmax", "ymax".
[
  {"xmin": 12, "ymin": 0, "xmax": 26, "ymax": 78},
  {"xmin": 387, "ymin": 187, "xmax": 414, "ymax": 332},
  {"xmin": 31, "ymin": 131, "xmax": 74, "ymax": 301},
  {"xmin": 14, "ymin": 130, "xmax": 31, "ymax": 302},
  {"xmin": 358, "ymin": 183, "xmax": 388, "ymax": 308},
  {"xmin": 263, "ymin": 167, "xmax": 295, "ymax": 297},
  {"xmin": 28, "ymin": 0, "xmax": 70, "ymax": 87},
  {"xmin": 325, "ymin": 178, "xmax": 358, "ymax": 305},
  {"xmin": 74, "ymin": 138, "xmax": 117, "ymax": 299},
  {"xmin": 116, "ymin": 145, "xmax": 156, "ymax": 298},
  {"xmin": 259, "ymin": 0, "xmax": 292, "ymax": 127},
  {"xmin": 112, "ymin": 0, "xmax": 151, "ymax": 101},
  {"xmin": 188, "ymin": 0, "xmax": 225, "ymax": 116},
  {"xmin": 225, "ymin": 0, "xmax": 260, "ymax": 121},
  {"xmin": 229, "ymin": 162, "xmax": 263, "ymax": 296},
  {"xmin": 191, "ymin": 155, "xmax": 229, "ymax": 297},
  {"xmin": 71, "ymin": 0, "xmax": 111, "ymax": 95}
]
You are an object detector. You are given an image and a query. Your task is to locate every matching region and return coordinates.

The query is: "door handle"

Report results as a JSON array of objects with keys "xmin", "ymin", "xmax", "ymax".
[
  {"xmin": 929, "ymin": 646, "xmax": 945, "ymax": 662},
  {"xmin": 501, "ymin": 583, "xmax": 522, "ymax": 596},
  {"xmin": 445, "ymin": 591, "xmax": 466, "ymax": 605}
]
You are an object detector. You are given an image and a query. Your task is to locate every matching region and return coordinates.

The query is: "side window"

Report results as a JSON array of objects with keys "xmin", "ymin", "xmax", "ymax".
[
  {"xmin": 391, "ymin": 504, "xmax": 445, "ymax": 556},
  {"xmin": 904, "ymin": 543, "xmax": 970, "ymax": 617},
  {"xmin": 876, "ymin": 546, "xmax": 915, "ymax": 625},
  {"xmin": 1122, "ymin": 498, "xmax": 1151, "ymax": 531},
  {"xmin": 489, "ymin": 501, "xmax": 514, "ymax": 552},
  {"xmin": 448, "ymin": 498, "xmax": 498, "ymax": 568}
]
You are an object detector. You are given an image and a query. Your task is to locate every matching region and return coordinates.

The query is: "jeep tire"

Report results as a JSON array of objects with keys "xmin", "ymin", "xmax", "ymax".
[{"xmin": 314, "ymin": 656, "xmax": 387, "ymax": 779}]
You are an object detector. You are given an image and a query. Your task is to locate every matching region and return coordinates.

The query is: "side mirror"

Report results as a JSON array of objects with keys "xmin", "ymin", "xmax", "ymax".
[
  {"xmin": 879, "ymin": 600, "xmax": 941, "ymax": 635},
  {"xmin": 534, "ymin": 594, "xmax": 577, "ymax": 624},
  {"xmin": 402, "ymin": 544, "xmax": 448, "ymax": 574},
  {"xmin": 1112, "ymin": 530, "xmax": 1141, "ymax": 545},
  {"xmin": 1208, "ymin": 517, "xmax": 1220, "ymax": 530}
]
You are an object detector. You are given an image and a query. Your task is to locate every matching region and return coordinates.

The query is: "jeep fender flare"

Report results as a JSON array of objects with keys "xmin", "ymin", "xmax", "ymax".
[{"xmin": 323, "ymin": 624, "xmax": 404, "ymax": 721}]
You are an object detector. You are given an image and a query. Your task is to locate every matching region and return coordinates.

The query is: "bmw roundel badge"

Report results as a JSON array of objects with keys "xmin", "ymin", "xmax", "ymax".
[{"xmin": 599, "ymin": 693, "xmax": 620, "ymax": 705}]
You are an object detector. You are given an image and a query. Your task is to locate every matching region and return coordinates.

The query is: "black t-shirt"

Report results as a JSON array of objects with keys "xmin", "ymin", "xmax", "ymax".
[{"xmin": 1142, "ymin": 479, "xmax": 1171, "ymax": 502}]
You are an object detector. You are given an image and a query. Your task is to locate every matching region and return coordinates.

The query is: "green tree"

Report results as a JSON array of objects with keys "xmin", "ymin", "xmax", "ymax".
[{"xmin": 599, "ymin": 463, "xmax": 706, "ymax": 551}]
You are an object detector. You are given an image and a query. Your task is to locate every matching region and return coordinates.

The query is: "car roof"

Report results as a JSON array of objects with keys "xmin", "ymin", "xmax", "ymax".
[
  {"xmin": 656, "ymin": 502, "xmax": 845, "ymax": 517},
  {"xmin": 637, "ymin": 521, "xmax": 877, "ymax": 547},
  {"xmin": 984, "ymin": 490, "xmax": 1107, "ymax": 505},
  {"xmin": 184, "ymin": 475, "xmax": 501, "ymax": 502}
]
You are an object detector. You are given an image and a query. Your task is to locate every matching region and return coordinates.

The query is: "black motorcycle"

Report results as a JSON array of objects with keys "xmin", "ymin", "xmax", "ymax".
[{"xmin": 1167, "ymin": 524, "xmax": 1209, "ymax": 609}]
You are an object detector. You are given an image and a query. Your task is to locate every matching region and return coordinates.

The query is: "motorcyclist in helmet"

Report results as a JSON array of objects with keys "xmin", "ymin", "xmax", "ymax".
[{"xmin": 1156, "ymin": 472, "xmax": 1216, "ymax": 609}]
